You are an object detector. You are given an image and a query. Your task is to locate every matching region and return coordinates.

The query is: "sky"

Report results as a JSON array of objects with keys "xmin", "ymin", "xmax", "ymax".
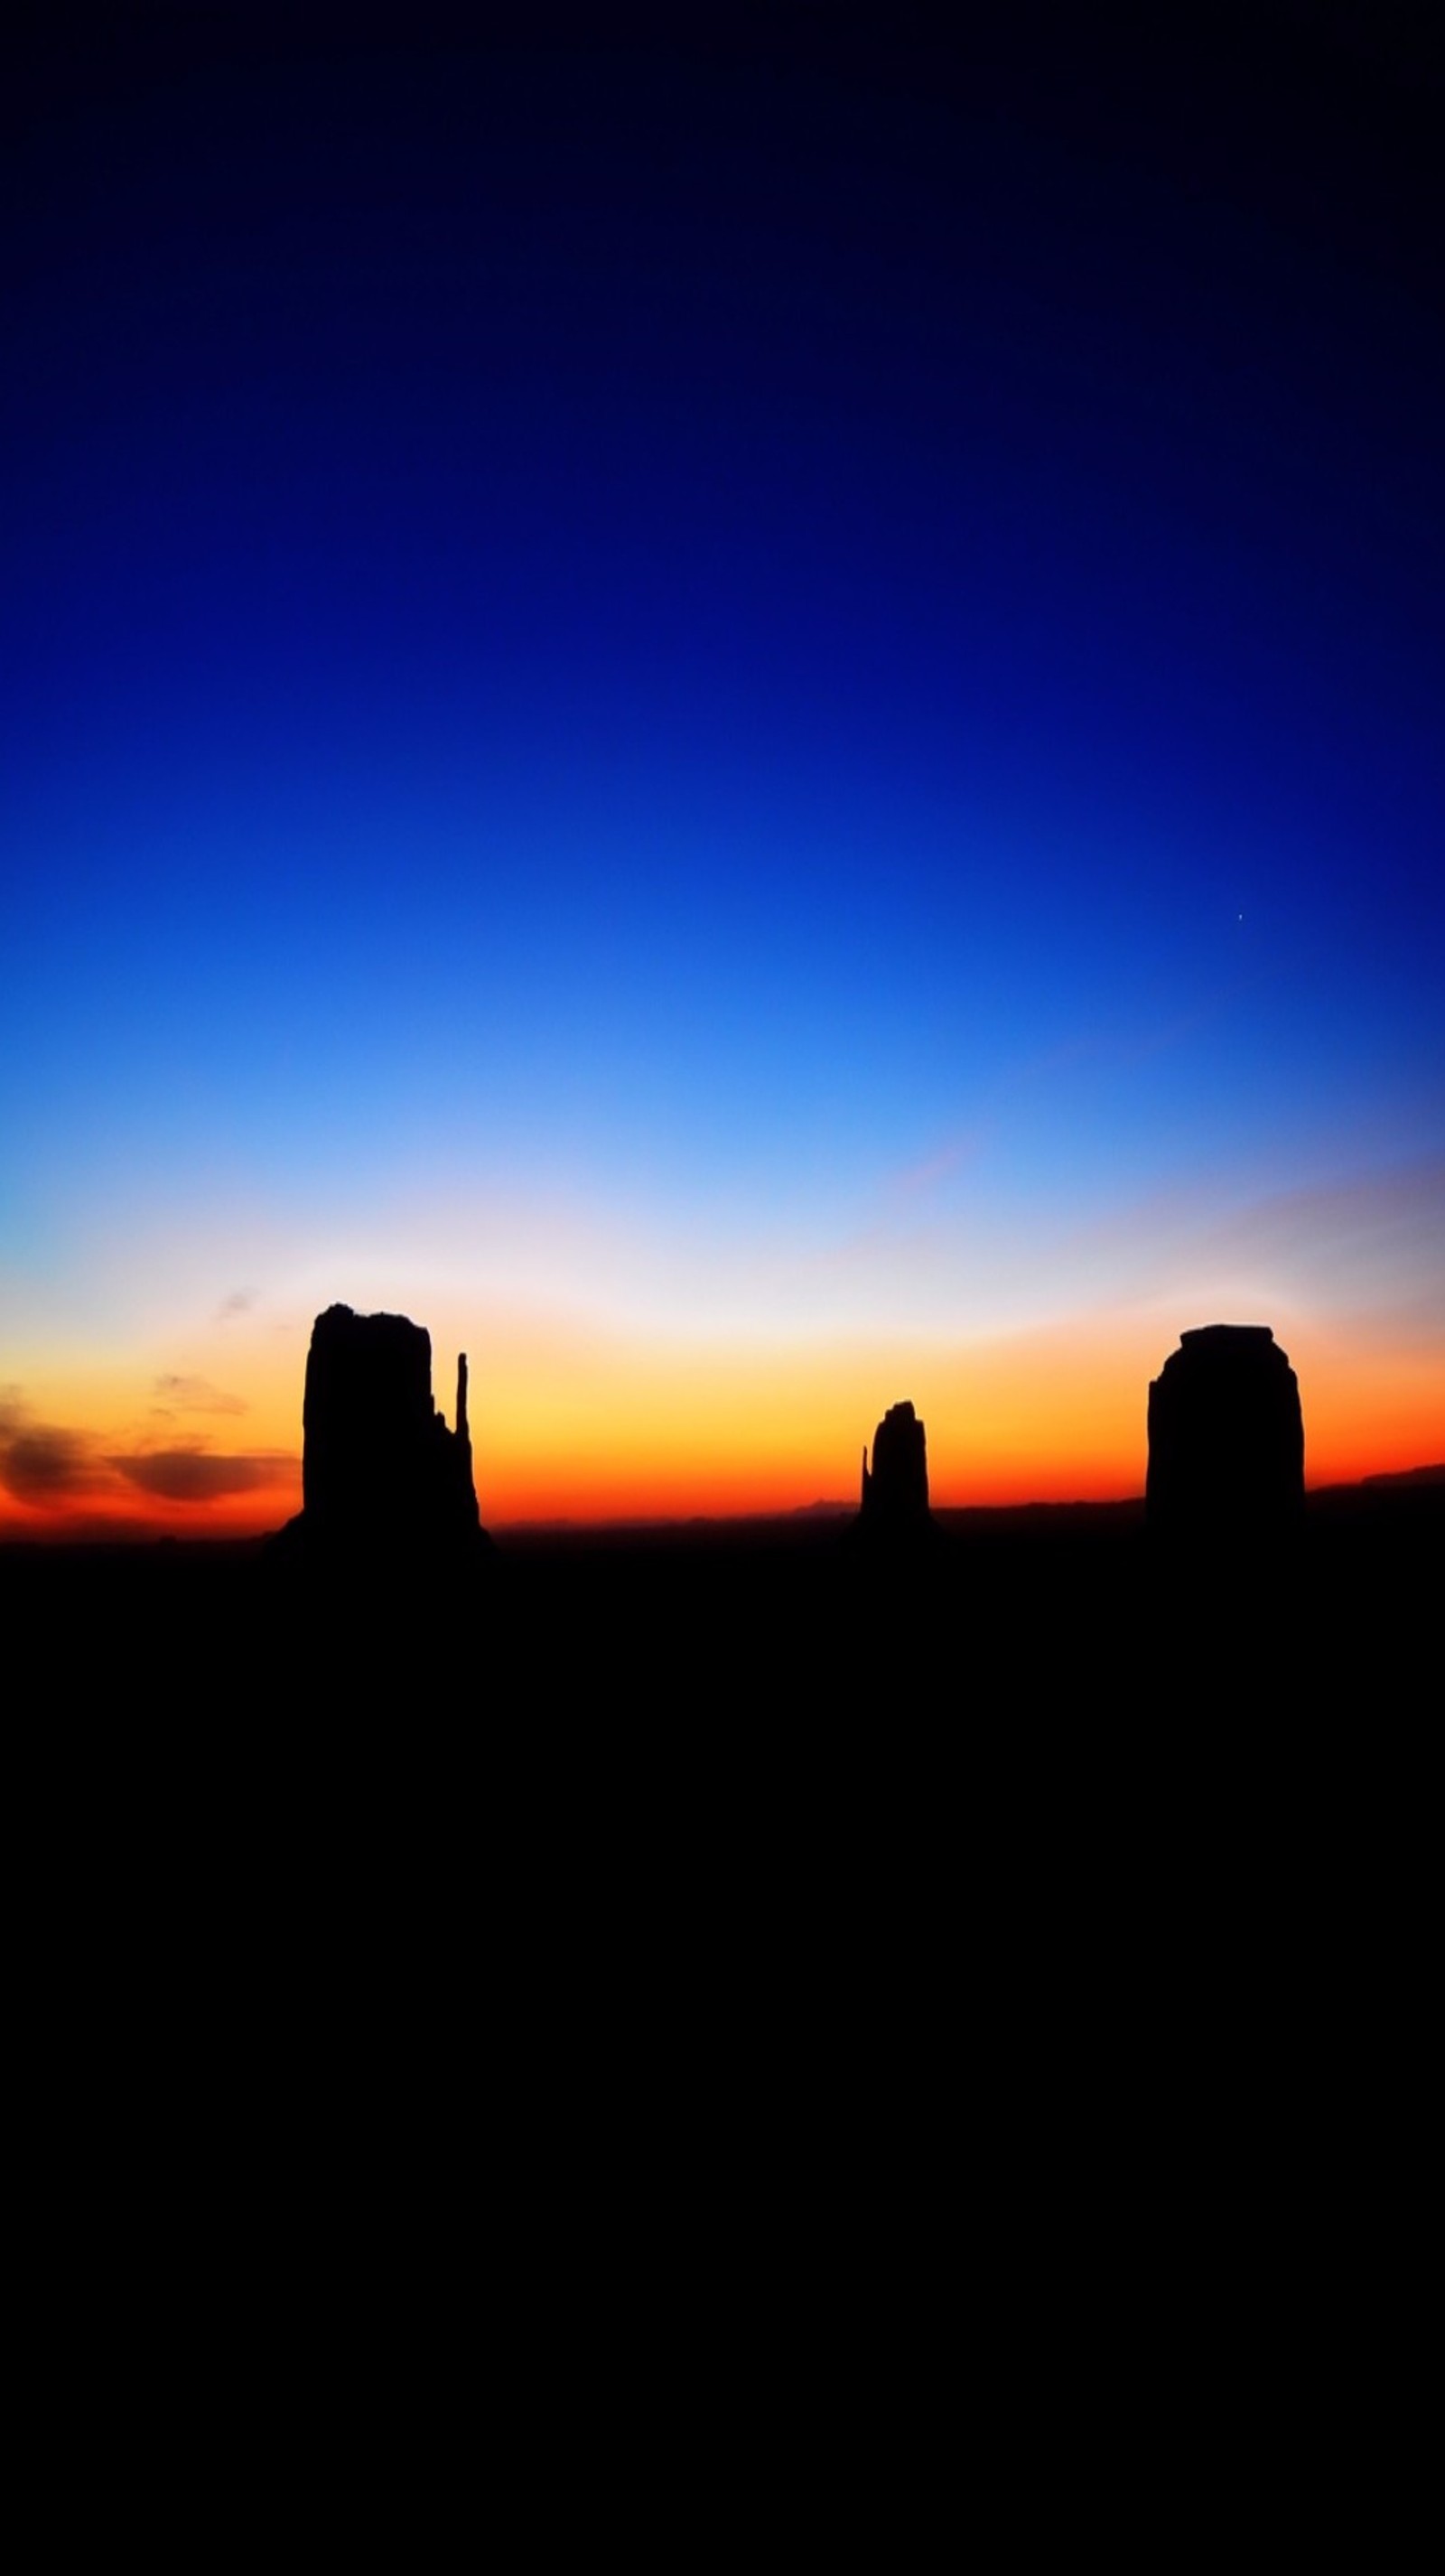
[{"xmin": 4, "ymin": 4, "xmax": 1443, "ymax": 1535}]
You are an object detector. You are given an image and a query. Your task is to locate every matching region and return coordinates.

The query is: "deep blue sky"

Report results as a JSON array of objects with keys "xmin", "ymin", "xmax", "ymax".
[{"xmin": 5, "ymin": 5, "xmax": 1443, "ymax": 1519}]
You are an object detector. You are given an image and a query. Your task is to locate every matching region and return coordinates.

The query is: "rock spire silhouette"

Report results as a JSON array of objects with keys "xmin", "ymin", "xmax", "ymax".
[{"xmin": 857, "ymin": 1399, "xmax": 933, "ymax": 1535}]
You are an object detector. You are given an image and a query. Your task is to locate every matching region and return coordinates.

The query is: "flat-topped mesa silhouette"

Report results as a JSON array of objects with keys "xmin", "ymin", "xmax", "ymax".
[
  {"xmin": 1147, "ymin": 1324, "xmax": 1304, "ymax": 1541},
  {"xmin": 855, "ymin": 1399, "xmax": 936, "ymax": 1540},
  {"xmin": 278, "ymin": 1302, "xmax": 488, "ymax": 1560}
]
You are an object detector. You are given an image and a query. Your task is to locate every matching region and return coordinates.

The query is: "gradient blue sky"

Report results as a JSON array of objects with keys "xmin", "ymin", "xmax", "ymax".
[{"xmin": 5, "ymin": 6, "xmax": 1442, "ymax": 1526}]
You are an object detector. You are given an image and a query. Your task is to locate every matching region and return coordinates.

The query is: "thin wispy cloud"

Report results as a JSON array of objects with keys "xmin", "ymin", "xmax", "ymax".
[
  {"xmin": 884, "ymin": 1130, "xmax": 989, "ymax": 1204},
  {"xmin": 152, "ymin": 1375, "xmax": 248, "ymax": 1416}
]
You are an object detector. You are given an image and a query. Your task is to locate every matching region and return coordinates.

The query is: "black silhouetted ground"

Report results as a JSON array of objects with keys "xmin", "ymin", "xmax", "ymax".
[
  {"xmin": 12, "ymin": 1474, "xmax": 1433, "ymax": 2457},
  {"xmin": 6, "ymin": 1474, "xmax": 1439, "ymax": 1716}
]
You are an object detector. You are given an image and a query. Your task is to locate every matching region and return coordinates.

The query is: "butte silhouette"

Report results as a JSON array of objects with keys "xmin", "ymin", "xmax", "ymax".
[
  {"xmin": 273, "ymin": 1302, "xmax": 492, "ymax": 1566},
  {"xmin": 1147, "ymin": 1324, "xmax": 1304, "ymax": 1542},
  {"xmin": 851, "ymin": 1398, "xmax": 941, "ymax": 1549}
]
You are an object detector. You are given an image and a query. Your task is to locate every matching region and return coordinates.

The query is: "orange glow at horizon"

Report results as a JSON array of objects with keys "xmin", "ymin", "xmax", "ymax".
[{"xmin": 5, "ymin": 1305, "xmax": 1442, "ymax": 1539}]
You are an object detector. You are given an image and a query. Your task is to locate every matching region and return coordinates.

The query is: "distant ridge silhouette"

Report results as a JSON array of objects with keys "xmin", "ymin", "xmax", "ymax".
[{"xmin": 1147, "ymin": 1324, "xmax": 1304, "ymax": 1542}]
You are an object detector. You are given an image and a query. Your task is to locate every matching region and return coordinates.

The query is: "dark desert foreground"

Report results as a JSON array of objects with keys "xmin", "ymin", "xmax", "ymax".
[
  {"xmin": 13, "ymin": 1473, "xmax": 1434, "ymax": 2463},
  {"xmin": 8, "ymin": 1474, "xmax": 1439, "ymax": 1717},
  {"xmin": 11, "ymin": 1471, "xmax": 1436, "ymax": 2190}
]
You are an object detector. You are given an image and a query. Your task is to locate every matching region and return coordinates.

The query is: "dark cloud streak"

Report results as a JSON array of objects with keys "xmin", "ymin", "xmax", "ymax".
[
  {"xmin": 3, "ymin": 1383, "xmax": 295, "ymax": 1514},
  {"xmin": 1, "ymin": 1423, "xmax": 95, "ymax": 1503},
  {"xmin": 108, "ymin": 1450, "xmax": 295, "ymax": 1503}
]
